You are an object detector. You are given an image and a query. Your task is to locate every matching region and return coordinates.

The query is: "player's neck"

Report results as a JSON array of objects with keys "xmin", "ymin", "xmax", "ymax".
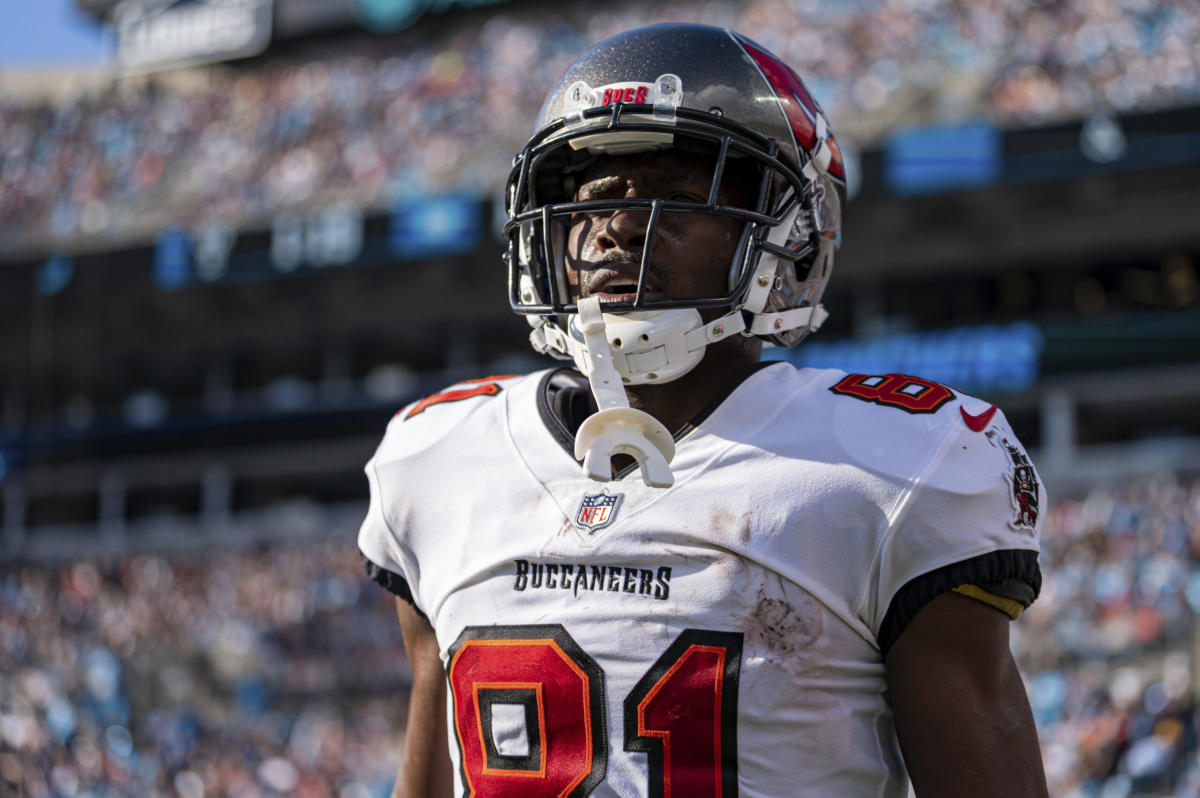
[{"xmin": 622, "ymin": 338, "xmax": 763, "ymax": 435}]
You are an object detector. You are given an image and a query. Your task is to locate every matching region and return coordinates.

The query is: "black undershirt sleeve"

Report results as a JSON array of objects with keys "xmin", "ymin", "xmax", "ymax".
[
  {"xmin": 877, "ymin": 549, "xmax": 1041, "ymax": 658},
  {"xmin": 361, "ymin": 551, "xmax": 428, "ymax": 622}
]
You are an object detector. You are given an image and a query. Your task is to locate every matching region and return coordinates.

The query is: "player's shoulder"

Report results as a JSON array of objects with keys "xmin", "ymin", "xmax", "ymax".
[
  {"xmin": 788, "ymin": 365, "xmax": 989, "ymax": 432},
  {"xmin": 373, "ymin": 372, "xmax": 535, "ymax": 461},
  {"xmin": 767, "ymin": 363, "xmax": 1031, "ymax": 475},
  {"xmin": 808, "ymin": 365, "xmax": 1037, "ymax": 497},
  {"xmin": 396, "ymin": 373, "xmax": 530, "ymax": 424},
  {"xmin": 805, "ymin": 366, "xmax": 961, "ymax": 418}
]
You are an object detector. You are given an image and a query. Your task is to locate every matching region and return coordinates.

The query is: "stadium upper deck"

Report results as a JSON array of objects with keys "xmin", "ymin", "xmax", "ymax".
[{"xmin": 2, "ymin": 0, "xmax": 1198, "ymax": 252}]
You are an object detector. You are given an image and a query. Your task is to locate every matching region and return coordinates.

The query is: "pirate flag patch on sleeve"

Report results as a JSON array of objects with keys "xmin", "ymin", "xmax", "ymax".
[{"xmin": 985, "ymin": 429, "xmax": 1040, "ymax": 534}]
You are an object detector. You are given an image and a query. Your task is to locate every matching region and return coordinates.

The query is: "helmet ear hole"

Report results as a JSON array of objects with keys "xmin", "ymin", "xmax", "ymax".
[
  {"xmin": 727, "ymin": 221, "xmax": 757, "ymax": 293},
  {"xmin": 814, "ymin": 174, "xmax": 843, "ymax": 238}
]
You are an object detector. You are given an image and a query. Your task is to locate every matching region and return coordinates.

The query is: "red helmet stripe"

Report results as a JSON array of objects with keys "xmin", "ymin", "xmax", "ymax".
[
  {"xmin": 735, "ymin": 36, "xmax": 845, "ymax": 181},
  {"xmin": 825, "ymin": 135, "xmax": 845, "ymax": 179}
]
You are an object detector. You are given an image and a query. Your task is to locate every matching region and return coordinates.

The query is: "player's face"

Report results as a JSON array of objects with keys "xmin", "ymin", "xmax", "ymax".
[{"xmin": 564, "ymin": 150, "xmax": 754, "ymax": 304}]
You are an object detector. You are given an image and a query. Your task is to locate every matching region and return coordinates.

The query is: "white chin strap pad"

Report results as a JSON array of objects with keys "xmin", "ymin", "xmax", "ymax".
[
  {"xmin": 573, "ymin": 297, "xmax": 676, "ymax": 488},
  {"xmin": 569, "ymin": 307, "xmax": 706, "ymax": 385}
]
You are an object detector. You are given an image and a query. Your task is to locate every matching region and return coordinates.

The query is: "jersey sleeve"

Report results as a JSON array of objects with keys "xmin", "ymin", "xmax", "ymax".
[
  {"xmin": 870, "ymin": 406, "xmax": 1043, "ymax": 655},
  {"xmin": 355, "ymin": 373, "xmax": 525, "ymax": 619},
  {"xmin": 357, "ymin": 436, "xmax": 427, "ymax": 618}
]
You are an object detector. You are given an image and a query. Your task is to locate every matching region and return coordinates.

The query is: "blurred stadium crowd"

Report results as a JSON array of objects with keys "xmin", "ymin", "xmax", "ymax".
[
  {"xmin": 0, "ymin": 543, "xmax": 408, "ymax": 798},
  {"xmin": 0, "ymin": 472, "xmax": 1197, "ymax": 797},
  {"xmin": 2, "ymin": 0, "xmax": 1199, "ymax": 250},
  {"xmin": 1016, "ymin": 472, "xmax": 1200, "ymax": 798}
]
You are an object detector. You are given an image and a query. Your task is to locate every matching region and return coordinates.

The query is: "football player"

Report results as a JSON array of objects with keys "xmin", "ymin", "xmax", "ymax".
[{"xmin": 359, "ymin": 23, "xmax": 1048, "ymax": 797}]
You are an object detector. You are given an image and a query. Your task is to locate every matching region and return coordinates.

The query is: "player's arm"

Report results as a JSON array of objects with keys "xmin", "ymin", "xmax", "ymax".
[
  {"xmin": 392, "ymin": 597, "xmax": 453, "ymax": 798},
  {"xmin": 885, "ymin": 590, "xmax": 1048, "ymax": 798}
]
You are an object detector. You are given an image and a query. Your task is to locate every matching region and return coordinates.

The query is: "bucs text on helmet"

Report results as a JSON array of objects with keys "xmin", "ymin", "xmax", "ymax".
[{"xmin": 503, "ymin": 23, "xmax": 845, "ymax": 385}]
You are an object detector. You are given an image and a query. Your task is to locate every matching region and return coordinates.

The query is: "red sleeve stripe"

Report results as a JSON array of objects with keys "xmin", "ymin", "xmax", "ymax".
[
  {"xmin": 401, "ymin": 382, "xmax": 504, "ymax": 420},
  {"xmin": 457, "ymin": 374, "xmax": 521, "ymax": 384}
]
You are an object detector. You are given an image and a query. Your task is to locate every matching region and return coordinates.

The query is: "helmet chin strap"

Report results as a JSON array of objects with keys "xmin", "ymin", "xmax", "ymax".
[
  {"xmin": 527, "ymin": 296, "xmax": 750, "ymax": 387},
  {"xmin": 572, "ymin": 297, "xmax": 676, "ymax": 488}
]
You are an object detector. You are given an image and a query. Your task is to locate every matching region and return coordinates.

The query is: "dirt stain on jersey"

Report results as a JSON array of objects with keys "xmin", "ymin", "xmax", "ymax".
[
  {"xmin": 660, "ymin": 545, "xmax": 698, "ymax": 563},
  {"xmin": 710, "ymin": 505, "xmax": 736, "ymax": 535},
  {"xmin": 537, "ymin": 515, "xmax": 585, "ymax": 556},
  {"xmin": 750, "ymin": 597, "xmax": 801, "ymax": 657},
  {"xmin": 738, "ymin": 576, "xmax": 850, "ymax": 777},
  {"xmin": 709, "ymin": 505, "xmax": 755, "ymax": 546},
  {"xmin": 744, "ymin": 579, "xmax": 822, "ymax": 666}
]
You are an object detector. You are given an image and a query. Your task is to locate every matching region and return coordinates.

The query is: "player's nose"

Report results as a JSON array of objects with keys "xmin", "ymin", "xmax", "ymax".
[{"xmin": 596, "ymin": 206, "xmax": 649, "ymax": 252}]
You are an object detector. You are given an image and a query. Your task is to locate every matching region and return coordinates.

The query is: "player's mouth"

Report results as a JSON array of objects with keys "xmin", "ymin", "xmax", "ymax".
[
  {"xmin": 587, "ymin": 269, "xmax": 664, "ymax": 303},
  {"xmin": 597, "ymin": 284, "xmax": 661, "ymax": 302}
]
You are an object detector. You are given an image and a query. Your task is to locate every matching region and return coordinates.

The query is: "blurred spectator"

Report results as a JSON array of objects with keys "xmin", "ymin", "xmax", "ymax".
[{"xmin": 2, "ymin": 0, "xmax": 1199, "ymax": 250}]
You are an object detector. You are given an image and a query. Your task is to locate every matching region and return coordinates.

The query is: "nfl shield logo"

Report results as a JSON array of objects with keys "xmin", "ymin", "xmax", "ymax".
[{"xmin": 573, "ymin": 491, "xmax": 623, "ymax": 533}]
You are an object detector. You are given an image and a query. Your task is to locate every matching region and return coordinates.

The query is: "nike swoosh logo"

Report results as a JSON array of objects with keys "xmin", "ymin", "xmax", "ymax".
[{"xmin": 960, "ymin": 404, "xmax": 998, "ymax": 432}]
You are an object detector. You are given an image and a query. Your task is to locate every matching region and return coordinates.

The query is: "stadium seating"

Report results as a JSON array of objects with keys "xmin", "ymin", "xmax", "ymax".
[{"xmin": 2, "ymin": 0, "xmax": 1198, "ymax": 250}]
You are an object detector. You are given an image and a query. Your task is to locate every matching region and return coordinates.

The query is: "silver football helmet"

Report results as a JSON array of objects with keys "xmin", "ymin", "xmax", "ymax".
[{"xmin": 503, "ymin": 23, "xmax": 845, "ymax": 386}]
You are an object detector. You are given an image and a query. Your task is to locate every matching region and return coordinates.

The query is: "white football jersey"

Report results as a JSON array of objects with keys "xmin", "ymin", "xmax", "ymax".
[{"xmin": 358, "ymin": 363, "xmax": 1043, "ymax": 797}]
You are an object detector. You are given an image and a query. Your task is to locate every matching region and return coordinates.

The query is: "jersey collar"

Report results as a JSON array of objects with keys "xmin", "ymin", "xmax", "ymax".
[{"xmin": 535, "ymin": 361, "xmax": 781, "ymax": 478}]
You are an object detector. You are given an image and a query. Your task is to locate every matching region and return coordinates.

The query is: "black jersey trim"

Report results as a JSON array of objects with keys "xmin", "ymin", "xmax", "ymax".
[
  {"xmin": 536, "ymin": 361, "xmax": 782, "ymax": 476},
  {"xmin": 878, "ymin": 549, "xmax": 1041, "ymax": 658},
  {"xmin": 536, "ymin": 368, "xmax": 591, "ymax": 457},
  {"xmin": 360, "ymin": 551, "xmax": 428, "ymax": 622}
]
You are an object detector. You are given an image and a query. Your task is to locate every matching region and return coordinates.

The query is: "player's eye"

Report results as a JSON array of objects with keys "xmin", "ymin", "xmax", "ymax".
[{"xmin": 576, "ymin": 177, "xmax": 624, "ymax": 202}]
